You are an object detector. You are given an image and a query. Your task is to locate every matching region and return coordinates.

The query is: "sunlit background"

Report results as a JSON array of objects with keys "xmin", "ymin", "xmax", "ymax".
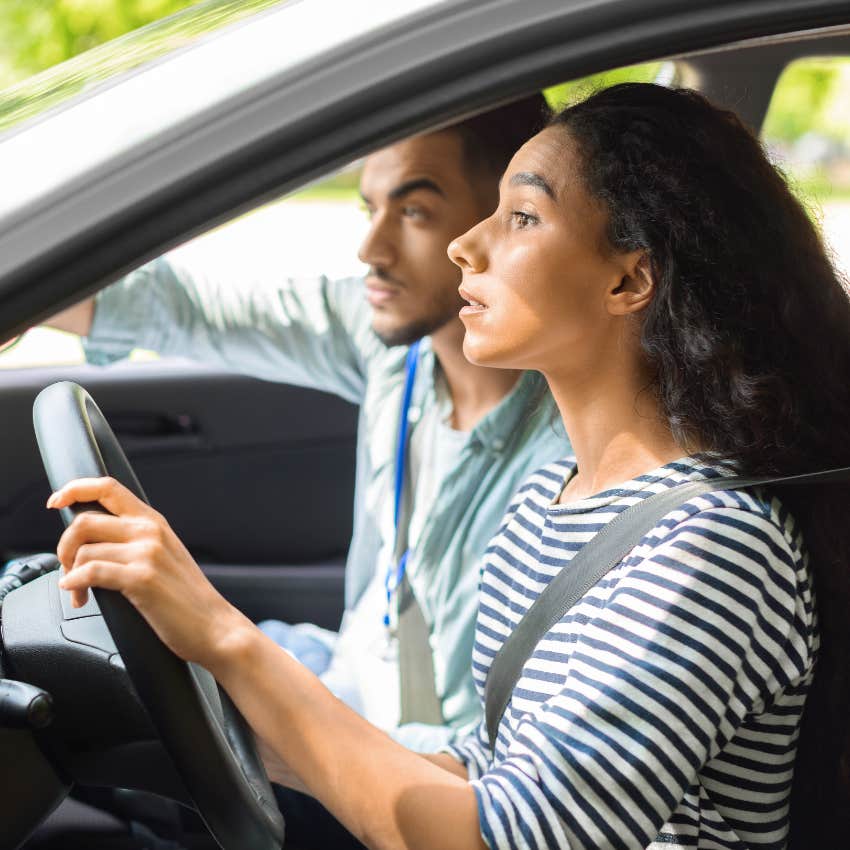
[{"xmin": 1, "ymin": 1, "xmax": 849, "ymax": 367}]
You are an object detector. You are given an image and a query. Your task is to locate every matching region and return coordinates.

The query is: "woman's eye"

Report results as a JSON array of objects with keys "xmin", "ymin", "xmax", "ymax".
[{"xmin": 511, "ymin": 211, "xmax": 537, "ymax": 229}]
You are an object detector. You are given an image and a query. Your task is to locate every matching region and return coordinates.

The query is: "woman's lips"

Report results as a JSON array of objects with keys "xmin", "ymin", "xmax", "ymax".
[
  {"xmin": 460, "ymin": 303, "xmax": 487, "ymax": 316},
  {"xmin": 459, "ymin": 285, "xmax": 487, "ymax": 316}
]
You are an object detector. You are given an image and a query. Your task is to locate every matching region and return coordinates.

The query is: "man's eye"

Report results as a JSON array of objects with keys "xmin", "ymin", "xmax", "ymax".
[{"xmin": 402, "ymin": 205, "xmax": 427, "ymax": 220}]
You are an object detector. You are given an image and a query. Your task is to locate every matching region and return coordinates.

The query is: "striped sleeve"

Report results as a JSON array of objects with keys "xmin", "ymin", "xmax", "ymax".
[
  {"xmin": 445, "ymin": 719, "xmax": 492, "ymax": 781},
  {"xmin": 470, "ymin": 504, "xmax": 809, "ymax": 850}
]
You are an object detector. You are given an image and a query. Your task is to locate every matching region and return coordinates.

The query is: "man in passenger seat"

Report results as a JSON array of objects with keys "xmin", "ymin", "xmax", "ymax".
[{"xmin": 47, "ymin": 96, "xmax": 570, "ymax": 847}]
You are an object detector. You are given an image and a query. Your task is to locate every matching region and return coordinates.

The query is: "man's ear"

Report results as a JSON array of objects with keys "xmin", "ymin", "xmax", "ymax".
[{"xmin": 607, "ymin": 251, "xmax": 654, "ymax": 316}]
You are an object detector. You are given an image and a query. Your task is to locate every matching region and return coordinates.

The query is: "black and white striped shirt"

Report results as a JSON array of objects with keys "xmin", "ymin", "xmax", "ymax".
[{"xmin": 448, "ymin": 457, "xmax": 817, "ymax": 849}]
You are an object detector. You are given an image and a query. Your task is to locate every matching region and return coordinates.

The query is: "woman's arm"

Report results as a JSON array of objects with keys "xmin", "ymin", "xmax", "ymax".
[
  {"xmin": 254, "ymin": 734, "xmax": 311, "ymax": 793},
  {"xmin": 213, "ymin": 625, "xmax": 482, "ymax": 850},
  {"xmin": 256, "ymin": 737, "xmax": 468, "ymax": 791},
  {"xmin": 50, "ymin": 477, "xmax": 483, "ymax": 850},
  {"xmin": 421, "ymin": 753, "xmax": 471, "ymax": 779}
]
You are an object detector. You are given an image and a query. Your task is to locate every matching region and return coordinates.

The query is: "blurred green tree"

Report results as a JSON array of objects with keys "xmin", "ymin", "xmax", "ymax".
[
  {"xmin": 0, "ymin": 5, "xmax": 846, "ymax": 149},
  {"xmin": 762, "ymin": 60, "xmax": 840, "ymax": 142},
  {"xmin": 0, "ymin": 0, "xmax": 198, "ymax": 86},
  {"xmin": 545, "ymin": 62, "xmax": 664, "ymax": 109}
]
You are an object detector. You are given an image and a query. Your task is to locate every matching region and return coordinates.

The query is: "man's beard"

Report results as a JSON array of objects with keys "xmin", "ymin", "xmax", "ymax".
[
  {"xmin": 373, "ymin": 307, "xmax": 457, "ymax": 348},
  {"xmin": 368, "ymin": 267, "xmax": 465, "ymax": 348}
]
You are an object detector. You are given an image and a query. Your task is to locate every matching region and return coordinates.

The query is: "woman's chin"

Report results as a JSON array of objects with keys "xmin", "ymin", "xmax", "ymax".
[{"xmin": 462, "ymin": 334, "xmax": 512, "ymax": 369}]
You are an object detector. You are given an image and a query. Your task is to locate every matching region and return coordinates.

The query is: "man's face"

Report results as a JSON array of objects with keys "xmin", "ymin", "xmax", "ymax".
[{"xmin": 358, "ymin": 130, "xmax": 498, "ymax": 347}]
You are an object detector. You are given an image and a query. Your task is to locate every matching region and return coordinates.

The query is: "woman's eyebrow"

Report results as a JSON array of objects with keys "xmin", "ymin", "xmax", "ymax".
[{"xmin": 509, "ymin": 171, "xmax": 554, "ymax": 199}]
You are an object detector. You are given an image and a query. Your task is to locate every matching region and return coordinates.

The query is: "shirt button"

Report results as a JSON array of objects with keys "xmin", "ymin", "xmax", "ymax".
[{"xmin": 491, "ymin": 438, "xmax": 505, "ymax": 453}]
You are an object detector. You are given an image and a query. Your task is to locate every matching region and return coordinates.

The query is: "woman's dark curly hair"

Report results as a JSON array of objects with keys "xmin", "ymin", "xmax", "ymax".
[{"xmin": 552, "ymin": 82, "xmax": 850, "ymax": 844}]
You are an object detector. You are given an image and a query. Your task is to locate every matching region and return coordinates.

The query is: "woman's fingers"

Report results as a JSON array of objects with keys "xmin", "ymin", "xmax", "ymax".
[
  {"xmin": 69, "ymin": 541, "xmax": 142, "ymax": 571},
  {"xmin": 59, "ymin": 559, "xmax": 130, "ymax": 592},
  {"xmin": 47, "ymin": 475, "xmax": 244, "ymax": 668},
  {"xmin": 50, "ymin": 478, "xmax": 168, "ymax": 584},
  {"xmin": 58, "ymin": 557, "xmax": 157, "ymax": 610},
  {"xmin": 56, "ymin": 511, "xmax": 139, "ymax": 568},
  {"xmin": 58, "ymin": 559, "xmax": 129, "ymax": 608},
  {"xmin": 47, "ymin": 478, "xmax": 162, "ymax": 608},
  {"xmin": 47, "ymin": 477, "xmax": 153, "ymax": 517}
]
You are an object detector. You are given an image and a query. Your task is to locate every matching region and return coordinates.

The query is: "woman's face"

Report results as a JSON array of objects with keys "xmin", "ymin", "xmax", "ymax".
[{"xmin": 448, "ymin": 126, "xmax": 648, "ymax": 377}]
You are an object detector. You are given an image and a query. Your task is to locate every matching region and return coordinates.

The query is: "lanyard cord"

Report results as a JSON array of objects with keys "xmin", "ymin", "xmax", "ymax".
[{"xmin": 384, "ymin": 340, "xmax": 421, "ymax": 629}]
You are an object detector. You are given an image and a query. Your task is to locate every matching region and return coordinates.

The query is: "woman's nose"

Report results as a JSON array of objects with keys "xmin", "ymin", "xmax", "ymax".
[{"xmin": 447, "ymin": 221, "xmax": 486, "ymax": 272}]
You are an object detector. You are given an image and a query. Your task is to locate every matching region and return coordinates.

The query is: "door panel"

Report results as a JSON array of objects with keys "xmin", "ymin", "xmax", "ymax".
[{"xmin": 0, "ymin": 359, "xmax": 356, "ymax": 629}]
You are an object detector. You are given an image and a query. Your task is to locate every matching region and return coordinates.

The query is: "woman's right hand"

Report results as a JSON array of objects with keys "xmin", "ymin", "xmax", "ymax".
[{"xmin": 50, "ymin": 476, "xmax": 252, "ymax": 675}]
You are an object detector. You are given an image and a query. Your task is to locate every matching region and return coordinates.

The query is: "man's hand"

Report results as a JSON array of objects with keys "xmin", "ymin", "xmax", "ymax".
[{"xmin": 44, "ymin": 298, "xmax": 95, "ymax": 336}]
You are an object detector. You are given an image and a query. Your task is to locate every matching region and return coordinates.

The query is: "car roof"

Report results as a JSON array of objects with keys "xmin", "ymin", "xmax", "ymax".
[{"xmin": 1, "ymin": 0, "xmax": 849, "ymax": 343}]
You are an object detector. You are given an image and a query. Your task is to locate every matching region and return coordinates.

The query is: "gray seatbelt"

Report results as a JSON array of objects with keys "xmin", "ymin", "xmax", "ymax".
[
  {"xmin": 394, "ymin": 501, "xmax": 444, "ymax": 723},
  {"xmin": 394, "ymin": 428, "xmax": 444, "ymax": 726},
  {"xmin": 390, "ymin": 340, "xmax": 444, "ymax": 726},
  {"xmin": 398, "ymin": 573, "xmax": 444, "ymax": 724},
  {"xmin": 484, "ymin": 465, "xmax": 850, "ymax": 751}
]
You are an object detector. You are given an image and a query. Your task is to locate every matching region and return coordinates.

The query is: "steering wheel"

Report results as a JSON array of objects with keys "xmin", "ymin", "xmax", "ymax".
[{"xmin": 32, "ymin": 381, "xmax": 285, "ymax": 850}]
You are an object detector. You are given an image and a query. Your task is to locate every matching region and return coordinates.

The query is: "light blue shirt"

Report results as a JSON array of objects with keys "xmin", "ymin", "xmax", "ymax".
[{"xmin": 84, "ymin": 256, "xmax": 571, "ymax": 750}]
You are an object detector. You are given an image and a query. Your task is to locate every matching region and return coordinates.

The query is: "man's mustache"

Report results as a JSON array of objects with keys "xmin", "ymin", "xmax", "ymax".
[{"xmin": 367, "ymin": 268, "xmax": 405, "ymax": 288}]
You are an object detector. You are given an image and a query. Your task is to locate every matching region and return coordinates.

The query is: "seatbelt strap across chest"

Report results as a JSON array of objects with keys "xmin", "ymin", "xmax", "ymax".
[
  {"xmin": 398, "ymin": 573, "xmax": 444, "ymax": 724},
  {"xmin": 391, "ymin": 341, "xmax": 445, "ymax": 726},
  {"xmin": 483, "ymin": 465, "xmax": 850, "ymax": 751}
]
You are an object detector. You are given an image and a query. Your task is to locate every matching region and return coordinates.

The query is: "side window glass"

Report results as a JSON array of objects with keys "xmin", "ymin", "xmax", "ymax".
[
  {"xmin": 0, "ymin": 163, "xmax": 367, "ymax": 371},
  {"xmin": 0, "ymin": 62, "xmax": 669, "ymax": 372},
  {"xmin": 0, "ymin": 328, "xmax": 84, "ymax": 369},
  {"xmin": 761, "ymin": 57, "xmax": 850, "ymax": 278},
  {"xmin": 545, "ymin": 61, "xmax": 667, "ymax": 109},
  {"xmin": 167, "ymin": 163, "xmax": 365, "ymax": 282}
]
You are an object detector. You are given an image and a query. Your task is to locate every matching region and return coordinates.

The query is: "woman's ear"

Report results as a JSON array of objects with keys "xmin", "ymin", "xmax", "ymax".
[{"xmin": 607, "ymin": 251, "xmax": 654, "ymax": 316}]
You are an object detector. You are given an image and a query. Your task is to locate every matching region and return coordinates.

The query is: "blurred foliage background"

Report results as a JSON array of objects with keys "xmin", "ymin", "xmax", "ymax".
[
  {"xmin": 0, "ymin": 0, "xmax": 196, "ymax": 86},
  {"xmin": 554, "ymin": 59, "xmax": 850, "ymax": 200},
  {"xmin": 0, "ymin": 0, "xmax": 848, "ymax": 201},
  {"xmin": 1, "ymin": 0, "xmax": 849, "ymax": 369},
  {"xmin": 0, "ymin": 1, "xmax": 846, "ymax": 141}
]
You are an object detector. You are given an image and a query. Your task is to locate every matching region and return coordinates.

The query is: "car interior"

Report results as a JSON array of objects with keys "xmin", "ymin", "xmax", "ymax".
[{"xmin": 1, "ymin": 5, "xmax": 849, "ymax": 849}]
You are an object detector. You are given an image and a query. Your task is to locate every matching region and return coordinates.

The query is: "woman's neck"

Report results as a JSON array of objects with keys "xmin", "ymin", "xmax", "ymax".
[
  {"xmin": 544, "ymin": 359, "xmax": 688, "ymax": 504},
  {"xmin": 430, "ymin": 317, "xmax": 522, "ymax": 432}
]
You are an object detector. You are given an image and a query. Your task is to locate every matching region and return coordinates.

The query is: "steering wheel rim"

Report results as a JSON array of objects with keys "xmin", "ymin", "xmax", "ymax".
[{"xmin": 33, "ymin": 380, "xmax": 285, "ymax": 850}]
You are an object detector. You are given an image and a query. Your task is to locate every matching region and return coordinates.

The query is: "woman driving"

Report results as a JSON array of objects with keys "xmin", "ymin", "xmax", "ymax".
[{"xmin": 50, "ymin": 83, "xmax": 850, "ymax": 849}]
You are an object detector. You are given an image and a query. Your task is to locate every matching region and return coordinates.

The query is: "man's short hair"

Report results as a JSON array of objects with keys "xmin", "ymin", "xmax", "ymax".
[{"xmin": 450, "ymin": 93, "xmax": 551, "ymax": 178}]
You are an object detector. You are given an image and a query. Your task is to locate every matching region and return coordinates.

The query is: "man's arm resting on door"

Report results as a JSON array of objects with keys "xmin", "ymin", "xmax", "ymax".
[{"xmin": 44, "ymin": 299, "xmax": 95, "ymax": 336}]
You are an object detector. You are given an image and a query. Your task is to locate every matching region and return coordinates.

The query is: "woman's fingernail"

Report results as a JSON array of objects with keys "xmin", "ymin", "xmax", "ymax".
[{"xmin": 46, "ymin": 492, "xmax": 58, "ymax": 508}]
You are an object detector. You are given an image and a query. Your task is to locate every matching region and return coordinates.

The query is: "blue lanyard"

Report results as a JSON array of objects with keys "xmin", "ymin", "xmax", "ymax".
[{"xmin": 383, "ymin": 340, "xmax": 421, "ymax": 629}]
